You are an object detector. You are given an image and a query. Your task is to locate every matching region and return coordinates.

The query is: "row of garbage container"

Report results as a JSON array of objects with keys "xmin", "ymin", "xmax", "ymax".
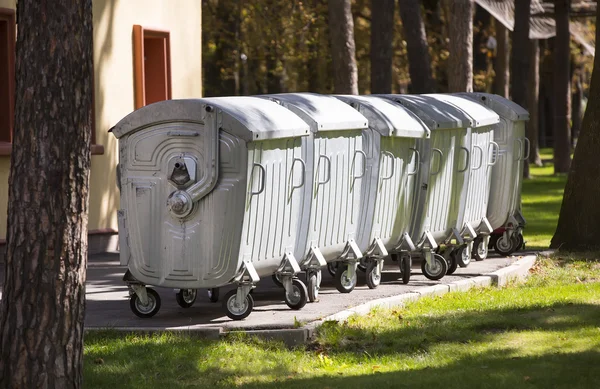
[{"xmin": 111, "ymin": 92, "xmax": 529, "ymax": 320}]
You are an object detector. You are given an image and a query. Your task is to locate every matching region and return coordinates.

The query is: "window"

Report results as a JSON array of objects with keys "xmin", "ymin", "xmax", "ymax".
[
  {"xmin": 0, "ymin": 8, "xmax": 15, "ymax": 152},
  {"xmin": 132, "ymin": 25, "xmax": 172, "ymax": 110}
]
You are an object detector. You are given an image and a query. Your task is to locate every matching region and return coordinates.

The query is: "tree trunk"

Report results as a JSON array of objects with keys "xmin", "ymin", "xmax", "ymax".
[
  {"xmin": 0, "ymin": 1, "xmax": 92, "ymax": 388},
  {"xmin": 527, "ymin": 40, "xmax": 543, "ymax": 169},
  {"xmin": 473, "ymin": 4, "xmax": 491, "ymax": 75},
  {"xmin": 443, "ymin": 0, "xmax": 474, "ymax": 92},
  {"xmin": 551, "ymin": 1, "xmax": 600, "ymax": 250},
  {"xmin": 370, "ymin": 0, "xmax": 394, "ymax": 94},
  {"xmin": 493, "ymin": 21, "xmax": 509, "ymax": 98},
  {"xmin": 328, "ymin": 0, "xmax": 359, "ymax": 94},
  {"xmin": 553, "ymin": 0, "xmax": 572, "ymax": 173},
  {"xmin": 571, "ymin": 68, "xmax": 583, "ymax": 147},
  {"xmin": 399, "ymin": 0, "xmax": 436, "ymax": 93},
  {"xmin": 511, "ymin": 0, "xmax": 531, "ymax": 111}
]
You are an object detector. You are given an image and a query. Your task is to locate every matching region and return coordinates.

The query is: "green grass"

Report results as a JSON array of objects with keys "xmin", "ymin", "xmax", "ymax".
[
  {"xmin": 84, "ymin": 257, "xmax": 600, "ymax": 388},
  {"xmin": 521, "ymin": 148, "xmax": 567, "ymax": 249}
]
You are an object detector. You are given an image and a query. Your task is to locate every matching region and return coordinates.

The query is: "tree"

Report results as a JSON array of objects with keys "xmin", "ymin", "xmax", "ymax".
[
  {"xmin": 328, "ymin": 0, "xmax": 359, "ymax": 94},
  {"xmin": 399, "ymin": 0, "xmax": 436, "ymax": 93},
  {"xmin": 511, "ymin": 0, "xmax": 531, "ymax": 110},
  {"xmin": 551, "ymin": 1, "xmax": 600, "ymax": 251},
  {"xmin": 493, "ymin": 21, "xmax": 509, "ymax": 98},
  {"xmin": 443, "ymin": 0, "xmax": 474, "ymax": 92},
  {"xmin": 553, "ymin": 0, "xmax": 572, "ymax": 173},
  {"xmin": 0, "ymin": 1, "xmax": 93, "ymax": 387},
  {"xmin": 370, "ymin": 0, "xmax": 394, "ymax": 93},
  {"xmin": 527, "ymin": 40, "xmax": 543, "ymax": 167}
]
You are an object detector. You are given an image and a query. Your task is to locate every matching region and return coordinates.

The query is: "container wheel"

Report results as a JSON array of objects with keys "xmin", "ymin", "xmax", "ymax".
[
  {"xmin": 365, "ymin": 261, "xmax": 381, "ymax": 289},
  {"xmin": 327, "ymin": 262, "xmax": 338, "ymax": 277},
  {"xmin": 272, "ymin": 274, "xmax": 284, "ymax": 288},
  {"xmin": 130, "ymin": 288, "xmax": 161, "ymax": 318},
  {"xmin": 514, "ymin": 233, "xmax": 525, "ymax": 251},
  {"xmin": 223, "ymin": 289, "xmax": 254, "ymax": 321},
  {"xmin": 208, "ymin": 288, "xmax": 219, "ymax": 303},
  {"xmin": 421, "ymin": 254, "xmax": 448, "ymax": 281},
  {"xmin": 334, "ymin": 264, "xmax": 357, "ymax": 293},
  {"xmin": 455, "ymin": 245, "xmax": 471, "ymax": 267},
  {"xmin": 494, "ymin": 234, "xmax": 518, "ymax": 256},
  {"xmin": 307, "ymin": 272, "xmax": 319, "ymax": 302},
  {"xmin": 285, "ymin": 278, "xmax": 308, "ymax": 310},
  {"xmin": 472, "ymin": 237, "xmax": 489, "ymax": 261},
  {"xmin": 446, "ymin": 254, "xmax": 458, "ymax": 275},
  {"xmin": 400, "ymin": 254, "xmax": 411, "ymax": 285},
  {"xmin": 357, "ymin": 258, "xmax": 368, "ymax": 273},
  {"xmin": 175, "ymin": 288, "xmax": 197, "ymax": 308}
]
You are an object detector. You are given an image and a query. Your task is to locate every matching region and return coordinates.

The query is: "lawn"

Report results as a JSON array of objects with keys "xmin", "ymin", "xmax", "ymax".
[
  {"xmin": 521, "ymin": 148, "xmax": 567, "ymax": 249},
  {"xmin": 84, "ymin": 256, "xmax": 600, "ymax": 388}
]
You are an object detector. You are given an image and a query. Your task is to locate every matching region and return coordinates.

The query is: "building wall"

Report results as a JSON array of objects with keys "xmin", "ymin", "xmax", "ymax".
[{"xmin": 0, "ymin": 0, "xmax": 202, "ymax": 245}]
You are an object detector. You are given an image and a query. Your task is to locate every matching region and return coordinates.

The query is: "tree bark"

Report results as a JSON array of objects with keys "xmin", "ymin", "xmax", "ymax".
[
  {"xmin": 443, "ymin": 0, "xmax": 474, "ymax": 92},
  {"xmin": 527, "ymin": 40, "xmax": 543, "ymax": 169},
  {"xmin": 511, "ymin": 0, "xmax": 531, "ymax": 111},
  {"xmin": 553, "ymin": 0, "xmax": 572, "ymax": 173},
  {"xmin": 399, "ymin": 0, "xmax": 435, "ymax": 93},
  {"xmin": 571, "ymin": 68, "xmax": 583, "ymax": 147},
  {"xmin": 551, "ymin": 1, "xmax": 600, "ymax": 250},
  {"xmin": 0, "ymin": 1, "xmax": 92, "ymax": 388},
  {"xmin": 493, "ymin": 21, "xmax": 509, "ymax": 98},
  {"xmin": 328, "ymin": 0, "xmax": 359, "ymax": 94},
  {"xmin": 370, "ymin": 0, "xmax": 394, "ymax": 94}
]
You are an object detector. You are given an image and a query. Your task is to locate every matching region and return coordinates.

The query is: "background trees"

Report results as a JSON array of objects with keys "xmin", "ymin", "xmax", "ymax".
[{"xmin": 0, "ymin": 0, "xmax": 93, "ymax": 387}]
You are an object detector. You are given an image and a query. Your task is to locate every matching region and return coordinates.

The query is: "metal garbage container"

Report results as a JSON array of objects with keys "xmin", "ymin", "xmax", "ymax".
[
  {"xmin": 335, "ymin": 95, "xmax": 430, "ymax": 287},
  {"xmin": 457, "ymin": 92, "xmax": 530, "ymax": 256},
  {"xmin": 379, "ymin": 94, "xmax": 497, "ymax": 280},
  {"xmin": 112, "ymin": 96, "xmax": 314, "ymax": 320},
  {"xmin": 260, "ymin": 93, "xmax": 369, "ymax": 298},
  {"xmin": 426, "ymin": 94, "xmax": 500, "ymax": 262}
]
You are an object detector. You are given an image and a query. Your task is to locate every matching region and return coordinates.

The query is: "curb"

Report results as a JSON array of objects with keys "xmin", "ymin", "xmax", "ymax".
[{"xmin": 87, "ymin": 255, "xmax": 537, "ymax": 347}]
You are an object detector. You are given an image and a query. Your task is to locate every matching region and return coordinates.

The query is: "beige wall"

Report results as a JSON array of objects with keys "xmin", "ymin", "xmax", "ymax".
[{"xmin": 0, "ymin": 0, "xmax": 202, "ymax": 240}]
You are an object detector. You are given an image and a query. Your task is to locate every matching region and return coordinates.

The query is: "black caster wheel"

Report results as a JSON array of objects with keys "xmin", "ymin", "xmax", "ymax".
[
  {"xmin": 307, "ymin": 272, "xmax": 320, "ymax": 302},
  {"xmin": 334, "ymin": 264, "xmax": 357, "ymax": 293},
  {"xmin": 454, "ymin": 245, "xmax": 471, "ymax": 267},
  {"xmin": 223, "ymin": 289, "xmax": 254, "ymax": 321},
  {"xmin": 208, "ymin": 288, "xmax": 219, "ymax": 303},
  {"xmin": 272, "ymin": 274, "xmax": 284, "ymax": 288},
  {"xmin": 365, "ymin": 261, "xmax": 381, "ymax": 289},
  {"xmin": 494, "ymin": 233, "xmax": 521, "ymax": 256},
  {"xmin": 175, "ymin": 288, "xmax": 197, "ymax": 308},
  {"xmin": 327, "ymin": 262, "xmax": 338, "ymax": 277},
  {"xmin": 284, "ymin": 278, "xmax": 308, "ymax": 310},
  {"xmin": 421, "ymin": 254, "xmax": 448, "ymax": 281},
  {"xmin": 400, "ymin": 254, "xmax": 411, "ymax": 284},
  {"xmin": 472, "ymin": 237, "xmax": 488, "ymax": 261},
  {"xmin": 130, "ymin": 288, "xmax": 161, "ymax": 318},
  {"xmin": 446, "ymin": 254, "xmax": 458, "ymax": 275}
]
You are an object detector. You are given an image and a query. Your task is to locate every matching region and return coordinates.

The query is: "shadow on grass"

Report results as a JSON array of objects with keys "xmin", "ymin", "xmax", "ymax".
[{"xmin": 84, "ymin": 301, "xmax": 600, "ymax": 388}]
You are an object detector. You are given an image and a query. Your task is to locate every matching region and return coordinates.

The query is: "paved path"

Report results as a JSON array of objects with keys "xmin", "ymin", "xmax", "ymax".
[{"xmin": 1, "ymin": 252, "xmax": 523, "ymax": 331}]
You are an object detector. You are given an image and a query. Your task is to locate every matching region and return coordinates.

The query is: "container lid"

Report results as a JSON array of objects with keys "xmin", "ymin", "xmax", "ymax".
[
  {"xmin": 455, "ymin": 93, "xmax": 530, "ymax": 122},
  {"xmin": 110, "ymin": 97, "xmax": 310, "ymax": 141},
  {"xmin": 424, "ymin": 94, "xmax": 500, "ymax": 127},
  {"xmin": 335, "ymin": 95, "xmax": 430, "ymax": 138},
  {"xmin": 260, "ymin": 93, "xmax": 368, "ymax": 133}
]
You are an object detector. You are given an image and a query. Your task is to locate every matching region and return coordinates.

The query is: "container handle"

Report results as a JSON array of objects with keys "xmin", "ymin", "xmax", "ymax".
[
  {"xmin": 458, "ymin": 146, "xmax": 470, "ymax": 173},
  {"xmin": 317, "ymin": 155, "xmax": 331, "ymax": 185},
  {"xmin": 380, "ymin": 151, "xmax": 395, "ymax": 180},
  {"xmin": 472, "ymin": 145, "xmax": 483, "ymax": 170},
  {"xmin": 353, "ymin": 150, "xmax": 367, "ymax": 179},
  {"xmin": 514, "ymin": 138, "xmax": 523, "ymax": 161},
  {"xmin": 250, "ymin": 163, "xmax": 266, "ymax": 195},
  {"xmin": 488, "ymin": 141, "xmax": 499, "ymax": 166},
  {"xmin": 407, "ymin": 148, "xmax": 420, "ymax": 176},
  {"xmin": 291, "ymin": 158, "xmax": 306, "ymax": 191},
  {"xmin": 522, "ymin": 137, "xmax": 531, "ymax": 161},
  {"xmin": 430, "ymin": 148, "xmax": 443, "ymax": 176}
]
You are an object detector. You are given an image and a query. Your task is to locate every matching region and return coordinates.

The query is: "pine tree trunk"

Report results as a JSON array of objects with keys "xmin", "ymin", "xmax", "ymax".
[
  {"xmin": 527, "ymin": 39, "xmax": 543, "ymax": 168},
  {"xmin": 0, "ymin": 1, "xmax": 92, "ymax": 388},
  {"xmin": 551, "ymin": 2, "xmax": 600, "ymax": 250},
  {"xmin": 553, "ymin": 0, "xmax": 572, "ymax": 173},
  {"xmin": 444, "ymin": 0, "xmax": 474, "ymax": 92},
  {"xmin": 399, "ymin": 0, "xmax": 435, "ymax": 93},
  {"xmin": 493, "ymin": 21, "xmax": 509, "ymax": 98},
  {"xmin": 328, "ymin": 0, "xmax": 359, "ymax": 94},
  {"xmin": 511, "ymin": 0, "xmax": 531, "ymax": 111},
  {"xmin": 370, "ymin": 0, "xmax": 394, "ymax": 94}
]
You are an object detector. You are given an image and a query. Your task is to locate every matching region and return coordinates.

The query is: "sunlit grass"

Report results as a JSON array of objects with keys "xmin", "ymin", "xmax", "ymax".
[{"xmin": 85, "ymin": 259, "xmax": 600, "ymax": 389}]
